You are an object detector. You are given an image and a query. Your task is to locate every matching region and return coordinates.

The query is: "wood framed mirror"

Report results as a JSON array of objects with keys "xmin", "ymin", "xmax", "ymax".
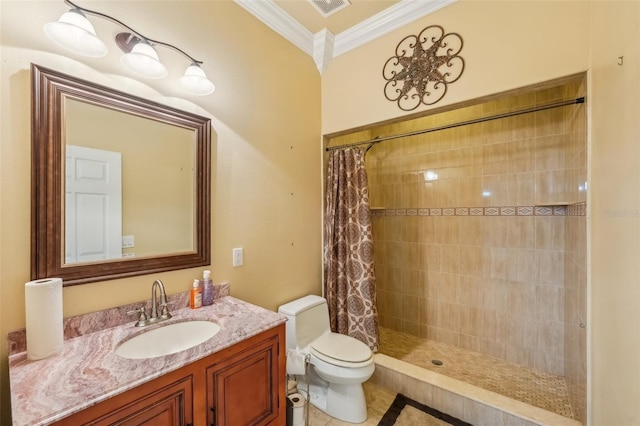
[{"xmin": 31, "ymin": 64, "xmax": 211, "ymax": 286}]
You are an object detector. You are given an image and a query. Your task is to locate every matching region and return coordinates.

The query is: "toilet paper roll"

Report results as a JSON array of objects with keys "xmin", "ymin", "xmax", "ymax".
[
  {"xmin": 287, "ymin": 392, "xmax": 305, "ymax": 426},
  {"xmin": 286, "ymin": 348, "xmax": 306, "ymax": 375},
  {"xmin": 25, "ymin": 278, "xmax": 63, "ymax": 360}
]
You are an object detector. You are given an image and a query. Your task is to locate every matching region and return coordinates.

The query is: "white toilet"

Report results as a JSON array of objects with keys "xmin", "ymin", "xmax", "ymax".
[{"xmin": 278, "ymin": 295, "xmax": 375, "ymax": 424}]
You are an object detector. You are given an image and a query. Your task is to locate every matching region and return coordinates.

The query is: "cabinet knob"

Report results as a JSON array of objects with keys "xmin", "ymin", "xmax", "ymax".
[{"xmin": 210, "ymin": 406, "xmax": 216, "ymax": 426}]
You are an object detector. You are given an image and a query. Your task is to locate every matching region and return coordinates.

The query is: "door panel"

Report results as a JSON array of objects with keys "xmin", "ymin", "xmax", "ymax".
[
  {"xmin": 207, "ymin": 337, "xmax": 278, "ymax": 426},
  {"xmin": 65, "ymin": 145, "xmax": 122, "ymax": 263}
]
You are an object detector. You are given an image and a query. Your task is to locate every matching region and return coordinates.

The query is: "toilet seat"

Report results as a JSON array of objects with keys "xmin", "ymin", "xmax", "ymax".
[{"xmin": 310, "ymin": 332, "xmax": 373, "ymax": 368}]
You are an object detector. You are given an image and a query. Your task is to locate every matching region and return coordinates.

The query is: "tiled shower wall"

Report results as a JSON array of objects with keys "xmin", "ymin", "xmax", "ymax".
[
  {"xmin": 362, "ymin": 80, "xmax": 586, "ymax": 419},
  {"xmin": 564, "ymin": 205, "xmax": 587, "ymax": 421}
]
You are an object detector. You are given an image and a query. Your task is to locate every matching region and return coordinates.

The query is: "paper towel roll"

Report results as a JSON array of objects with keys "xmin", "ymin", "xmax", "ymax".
[
  {"xmin": 287, "ymin": 392, "xmax": 305, "ymax": 426},
  {"xmin": 286, "ymin": 348, "xmax": 307, "ymax": 375},
  {"xmin": 25, "ymin": 278, "xmax": 63, "ymax": 360}
]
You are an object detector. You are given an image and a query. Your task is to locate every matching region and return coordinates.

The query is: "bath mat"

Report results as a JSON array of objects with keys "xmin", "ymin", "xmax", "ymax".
[{"xmin": 377, "ymin": 393, "xmax": 473, "ymax": 426}]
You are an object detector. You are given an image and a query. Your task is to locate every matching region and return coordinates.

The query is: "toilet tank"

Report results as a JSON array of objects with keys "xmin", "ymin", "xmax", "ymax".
[{"xmin": 277, "ymin": 295, "xmax": 331, "ymax": 350}]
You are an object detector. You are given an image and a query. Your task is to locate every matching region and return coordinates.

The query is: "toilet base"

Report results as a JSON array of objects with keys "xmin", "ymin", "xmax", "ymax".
[
  {"xmin": 326, "ymin": 382, "xmax": 368, "ymax": 423},
  {"xmin": 302, "ymin": 373, "xmax": 368, "ymax": 424}
]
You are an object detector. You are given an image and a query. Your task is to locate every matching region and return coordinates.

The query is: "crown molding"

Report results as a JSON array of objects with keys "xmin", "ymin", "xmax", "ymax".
[
  {"xmin": 313, "ymin": 29, "xmax": 335, "ymax": 74},
  {"xmin": 234, "ymin": 0, "xmax": 314, "ymax": 56},
  {"xmin": 234, "ymin": 0, "xmax": 457, "ymax": 73},
  {"xmin": 333, "ymin": 0, "xmax": 457, "ymax": 57}
]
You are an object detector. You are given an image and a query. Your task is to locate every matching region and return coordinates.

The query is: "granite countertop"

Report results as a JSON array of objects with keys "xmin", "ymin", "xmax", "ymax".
[{"xmin": 9, "ymin": 296, "xmax": 287, "ymax": 426}]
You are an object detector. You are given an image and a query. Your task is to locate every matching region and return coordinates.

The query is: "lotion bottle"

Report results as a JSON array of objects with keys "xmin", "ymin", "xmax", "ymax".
[
  {"xmin": 202, "ymin": 270, "xmax": 214, "ymax": 306},
  {"xmin": 190, "ymin": 279, "xmax": 202, "ymax": 309}
]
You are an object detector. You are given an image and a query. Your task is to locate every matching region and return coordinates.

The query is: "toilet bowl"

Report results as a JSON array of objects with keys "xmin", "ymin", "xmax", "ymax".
[{"xmin": 278, "ymin": 295, "xmax": 375, "ymax": 424}]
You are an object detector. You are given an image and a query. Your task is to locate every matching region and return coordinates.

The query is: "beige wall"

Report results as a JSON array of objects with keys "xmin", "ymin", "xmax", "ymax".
[
  {"xmin": 589, "ymin": 2, "xmax": 640, "ymax": 425},
  {"xmin": 322, "ymin": 0, "xmax": 590, "ymax": 134},
  {"xmin": 0, "ymin": 1, "xmax": 321, "ymax": 423},
  {"xmin": 321, "ymin": 1, "xmax": 640, "ymax": 424}
]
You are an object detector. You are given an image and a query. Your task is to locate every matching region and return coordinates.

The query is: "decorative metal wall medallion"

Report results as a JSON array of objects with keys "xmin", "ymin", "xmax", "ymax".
[{"xmin": 383, "ymin": 25, "xmax": 465, "ymax": 111}]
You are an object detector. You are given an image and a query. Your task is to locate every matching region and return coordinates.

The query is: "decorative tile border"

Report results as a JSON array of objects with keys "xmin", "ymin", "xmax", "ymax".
[
  {"xmin": 372, "ymin": 205, "xmax": 578, "ymax": 217},
  {"xmin": 517, "ymin": 206, "xmax": 534, "ymax": 216},
  {"xmin": 567, "ymin": 202, "xmax": 586, "ymax": 216}
]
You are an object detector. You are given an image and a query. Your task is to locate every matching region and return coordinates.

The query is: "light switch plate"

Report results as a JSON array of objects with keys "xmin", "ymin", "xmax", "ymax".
[{"xmin": 232, "ymin": 247, "xmax": 243, "ymax": 267}]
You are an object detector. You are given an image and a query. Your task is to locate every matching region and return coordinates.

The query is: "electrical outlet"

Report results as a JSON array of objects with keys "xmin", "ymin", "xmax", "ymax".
[
  {"xmin": 232, "ymin": 247, "xmax": 243, "ymax": 267},
  {"xmin": 121, "ymin": 235, "xmax": 135, "ymax": 248}
]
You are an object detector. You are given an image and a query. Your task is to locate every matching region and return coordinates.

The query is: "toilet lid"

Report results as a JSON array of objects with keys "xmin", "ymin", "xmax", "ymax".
[{"xmin": 310, "ymin": 332, "xmax": 372, "ymax": 363}]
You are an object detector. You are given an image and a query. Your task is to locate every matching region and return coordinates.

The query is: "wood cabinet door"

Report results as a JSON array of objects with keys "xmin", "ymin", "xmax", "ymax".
[
  {"xmin": 207, "ymin": 336, "xmax": 279, "ymax": 426},
  {"xmin": 52, "ymin": 374, "xmax": 193, "ymax": 426}
]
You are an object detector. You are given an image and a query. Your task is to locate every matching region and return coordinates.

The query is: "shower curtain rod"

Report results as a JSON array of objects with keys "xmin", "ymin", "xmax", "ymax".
[{"xmin": 325, "ymin": 96, "xmax": 585, "ymax": 152}]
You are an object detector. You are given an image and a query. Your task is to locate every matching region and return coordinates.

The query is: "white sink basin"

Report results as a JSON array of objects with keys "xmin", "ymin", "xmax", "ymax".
[{"xmin": 115, "ymin": 321, "xmax": 221, "ymax": 359}]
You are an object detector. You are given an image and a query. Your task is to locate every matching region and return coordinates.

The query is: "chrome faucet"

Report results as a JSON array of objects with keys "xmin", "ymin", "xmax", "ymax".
[
  {"xmin": 150, "ymin": 279, "xmax": 172, "ymax": 322},
  {"xmin": 127, "ymin": 279, "xmax": 173, "ymax": 327}
]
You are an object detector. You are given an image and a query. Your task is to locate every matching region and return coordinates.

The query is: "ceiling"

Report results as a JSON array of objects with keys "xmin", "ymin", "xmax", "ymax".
[
  {"xmin": 275, "ymin": 0, "xmax": 403, "ymax": 35},
  {"xmin": 234, "ymin": 0, "xmax": 456, "ymax": 72}
]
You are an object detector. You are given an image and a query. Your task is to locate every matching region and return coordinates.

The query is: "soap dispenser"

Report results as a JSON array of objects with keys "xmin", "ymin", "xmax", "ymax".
[
  {"xmin": 190, "ymin": 279, "xmax": 202, "ymax": 309},
  {"xmin": 202, "ymin": 270, "xmax": 214, "ymax": 306}
]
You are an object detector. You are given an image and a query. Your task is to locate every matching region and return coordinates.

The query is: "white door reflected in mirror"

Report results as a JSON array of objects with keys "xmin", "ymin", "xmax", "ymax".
[{"xmin": 65, "ymin": 145, "xmax": 122, "ymax": 263}]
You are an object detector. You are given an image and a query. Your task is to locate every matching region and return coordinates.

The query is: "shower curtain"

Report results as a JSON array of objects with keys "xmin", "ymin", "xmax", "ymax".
[{"xmin": 323, "ymin": 147, "xmax": 379, "ymax": 351}]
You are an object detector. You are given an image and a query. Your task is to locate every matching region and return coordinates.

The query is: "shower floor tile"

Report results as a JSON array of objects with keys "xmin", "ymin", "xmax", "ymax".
[{"xmin": 378, "ymin": 327, "xmax": 575, "ymax": 419}]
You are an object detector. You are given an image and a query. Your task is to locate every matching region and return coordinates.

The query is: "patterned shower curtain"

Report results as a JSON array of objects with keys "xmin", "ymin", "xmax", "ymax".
[{"xmin": 323, "ymin": 147, "xmax": 379, "ymax": 352}]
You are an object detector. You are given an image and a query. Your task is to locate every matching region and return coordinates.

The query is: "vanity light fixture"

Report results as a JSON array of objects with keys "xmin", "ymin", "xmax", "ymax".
[
  {"xmin": 179, "ymin": 63, "xmax": 216, "ymax": 96},
  {"xmin": 43, "ymin": 8, "xmax": 108, "ymax": 57},
  {"xmin": 117, "ymin": 34, "xmax": 168, "ymax": 80},
  {"xmin": 44, "ymin": 0, "xmax": 215, "ymax": 95}
]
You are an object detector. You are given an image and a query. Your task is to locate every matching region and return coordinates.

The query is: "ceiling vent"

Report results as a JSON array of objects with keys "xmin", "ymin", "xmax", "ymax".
[{"xmin": 308, "ymin": 0, "xmax": 351, "ymax": 17}]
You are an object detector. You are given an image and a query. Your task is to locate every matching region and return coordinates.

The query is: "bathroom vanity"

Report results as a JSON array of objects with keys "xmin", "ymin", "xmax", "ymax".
[{"xmin": 9, "ymin": 296, "xmax": 286, "ymax": 425}]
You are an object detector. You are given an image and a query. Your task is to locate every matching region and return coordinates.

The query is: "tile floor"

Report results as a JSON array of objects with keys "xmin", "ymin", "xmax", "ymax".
[{"xmin": 377, "ymin": 327, "xmax": 575, "ymax": 419}]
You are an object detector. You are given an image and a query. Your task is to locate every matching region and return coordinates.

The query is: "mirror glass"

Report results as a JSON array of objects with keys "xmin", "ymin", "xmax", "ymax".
[
  {"xmin": 32, "ymin": 64, "xmax": 211, "ymax": 286},
  {"xmin": 64, "ymin": 99, "xmax": 196, "ymax": 264}
]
